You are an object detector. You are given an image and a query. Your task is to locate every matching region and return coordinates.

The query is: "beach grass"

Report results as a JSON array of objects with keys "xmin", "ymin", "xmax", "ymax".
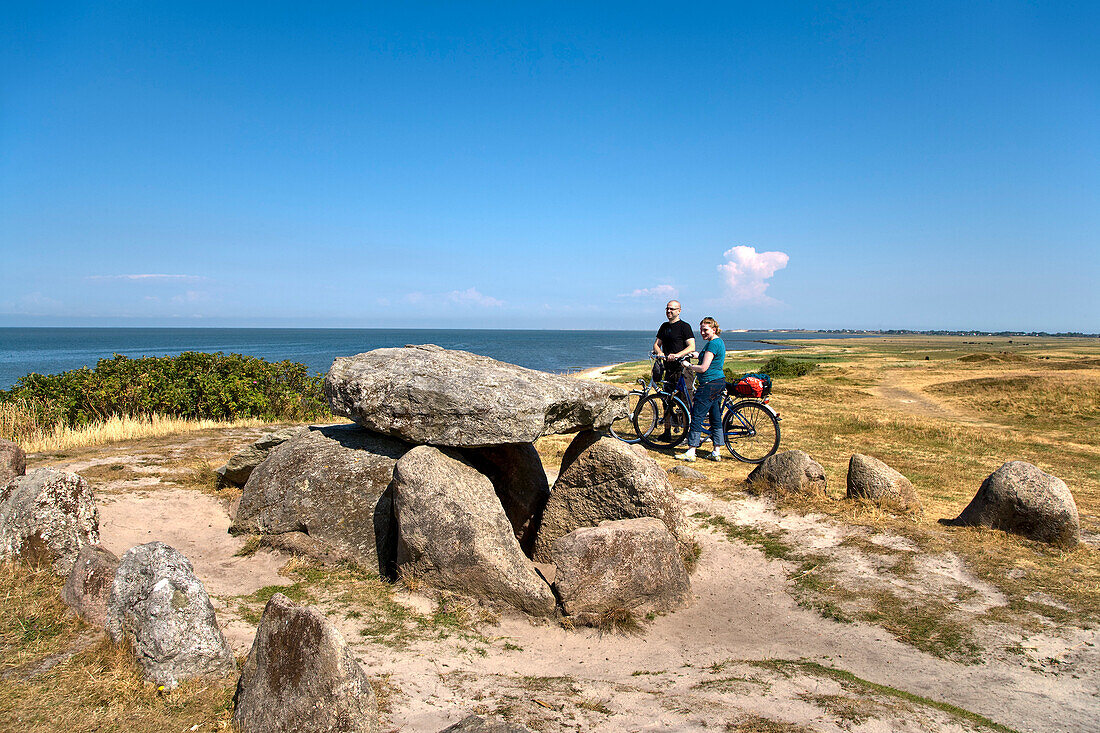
[{"xmin": 0, "ymin": 401, "xmax": 266, "ymax": 454}]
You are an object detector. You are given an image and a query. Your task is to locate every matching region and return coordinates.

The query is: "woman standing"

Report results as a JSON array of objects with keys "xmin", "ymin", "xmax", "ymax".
[{"xmin": 675, "ymin": 317, "xmax": 727, "ymax": 462}]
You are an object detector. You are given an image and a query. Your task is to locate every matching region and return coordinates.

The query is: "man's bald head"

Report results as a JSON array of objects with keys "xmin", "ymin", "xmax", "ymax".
[{"xmin": 665, "ymin": 301, "xmax": 681, "ymax": 323}]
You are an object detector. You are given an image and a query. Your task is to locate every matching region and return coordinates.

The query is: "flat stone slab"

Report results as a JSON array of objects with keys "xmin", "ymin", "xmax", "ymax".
[{"xmin": 325, "ymin": 344, "xmax": 627, "ymax": 447}]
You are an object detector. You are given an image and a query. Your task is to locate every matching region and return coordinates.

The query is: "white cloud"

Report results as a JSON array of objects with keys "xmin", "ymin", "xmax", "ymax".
[
  {"xmin": 87, "ymin": 274, "xmax": 206, "ymax": 282},
  {"xmin": 620, "ymin": 284, "xmax": 679, "ymax": 299},
  {"xmin": 403, "ymin": 288, "xmax": 504, "ymax": 308},
  {"xmin": 446, "ymin": 287, "xmax": 504, "ymax": 307},
  {"xmin": 170, "ymin": 290, "xmax": 210, "ymax": 304},
  {"xmin": 718, "ymin": 245, "xmax": 790, "ymax": 303}
]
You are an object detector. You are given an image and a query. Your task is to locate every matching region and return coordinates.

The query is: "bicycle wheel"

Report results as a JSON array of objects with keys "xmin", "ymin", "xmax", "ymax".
[
  {"xmin": 609, "ymin": 390, "xmax": 645, "ymax": 443},
  {"xmin": 723, "ymin": 401, "xmax": 780, "ymax": 463},
  {"xmin": 636, "ymin": 393, "xmax": 689, "ymax": 449}
]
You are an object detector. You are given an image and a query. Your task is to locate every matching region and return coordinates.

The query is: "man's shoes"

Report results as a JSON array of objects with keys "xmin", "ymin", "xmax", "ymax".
[
  {"xmin": 705, "ymin": 452, "xmax": 721, "ymax": 462},
  {"xmin": 675, "ymin": 452, "xmax": 696, "ymax": 462},
  {"xmin": 659, "ymin": 429, "xmax": 673, "ymax": 441}
]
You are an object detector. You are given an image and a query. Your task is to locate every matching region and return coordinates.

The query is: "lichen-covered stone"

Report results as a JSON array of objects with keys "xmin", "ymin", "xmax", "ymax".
[
  {"xmin": 216, "ymin": 426, "xmax": 307, "ymax": 487},
  {"xmin": 0, "ymin": 468, "xmax": 99, "ymax": 575},
  {"xmin": 0, "ymin": 438, "xmax": 26, "ymax": 485},
  {"xmin": 106, "ymin": 542, "xmax": 235, "ymax": 688},
  {"xmin": 233, "ymin": 593, "xmax": 379, "ymax": 733},
  {"xmin": 460, "ymin": 443, "xmax": 549, "ymax": 556},
  {"xmin": 942, "ymin": 461, "xmax": 1079, "ymax": 546}
]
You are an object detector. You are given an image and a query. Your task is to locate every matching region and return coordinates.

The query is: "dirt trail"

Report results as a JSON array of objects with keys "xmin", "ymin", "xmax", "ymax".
[{"xmin": 869, "ymin": 370, "xmax": 985, "ymax": 424}]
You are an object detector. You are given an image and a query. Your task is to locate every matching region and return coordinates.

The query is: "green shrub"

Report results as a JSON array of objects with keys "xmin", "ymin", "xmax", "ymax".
[
  {"xmin": 0, "ymin": 352, "xmax": 328, "ymax": 431},
  {"xmin": 725, "ymin": 355, "xmax": 817, "ymax": 382}
]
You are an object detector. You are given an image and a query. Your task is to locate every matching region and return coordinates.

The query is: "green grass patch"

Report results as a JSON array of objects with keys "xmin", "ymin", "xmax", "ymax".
[{"xmin": 750, "ymin": 659, "xmax": 1020, "ymax": 732}]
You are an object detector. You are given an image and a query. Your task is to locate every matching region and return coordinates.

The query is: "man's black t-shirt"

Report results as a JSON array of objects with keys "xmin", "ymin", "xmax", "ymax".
[{"xmin": 656, "ymin": 320, "xmax": 695, "ymax": 356}]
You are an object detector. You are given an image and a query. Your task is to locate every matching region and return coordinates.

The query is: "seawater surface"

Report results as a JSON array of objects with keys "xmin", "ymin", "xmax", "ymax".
[{"xmin": 0, "ymin": 327, "xmax": 841, "ymax": 390}]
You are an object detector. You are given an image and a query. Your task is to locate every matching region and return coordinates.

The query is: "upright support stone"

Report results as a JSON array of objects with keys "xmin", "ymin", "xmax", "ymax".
[{"xmin": 233, "ymin": 593, "xmax": 380, "ymax": 733}]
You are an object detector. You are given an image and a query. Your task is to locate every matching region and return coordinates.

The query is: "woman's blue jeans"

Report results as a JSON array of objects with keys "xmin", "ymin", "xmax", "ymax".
[{"xmin": 688, "ymin": 378, "xmax": 725, "ymax": 449}]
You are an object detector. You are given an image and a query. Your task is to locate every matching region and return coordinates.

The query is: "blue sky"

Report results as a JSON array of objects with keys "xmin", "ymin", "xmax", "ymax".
[{"xmin": 2, "ymin": 2, "xmax": 1097, "ymax": 331}]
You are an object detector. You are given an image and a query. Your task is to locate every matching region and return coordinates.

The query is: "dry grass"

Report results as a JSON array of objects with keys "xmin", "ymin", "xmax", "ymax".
[
  {"xmin": 586, "ymin": 336, "xmax": 1100, "ymax": 654},
  {"xmin": 0, "ymin": 562, "xmax": 236, "ymax": 733},
  {"xmin": 1, "ymin": 401, "xmax": 265, "ymax": 454}
]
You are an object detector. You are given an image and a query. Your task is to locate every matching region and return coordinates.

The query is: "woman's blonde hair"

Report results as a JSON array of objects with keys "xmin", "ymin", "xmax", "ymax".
[{"xmin": 700, "ymin": 317, "xmax": 721, "ymax": 335}]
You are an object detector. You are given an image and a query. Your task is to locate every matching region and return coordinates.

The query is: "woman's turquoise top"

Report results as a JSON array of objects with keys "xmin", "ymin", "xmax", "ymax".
[{"xmin": 701, "ymin": 337, "xmax": 726, "ymax": 382}]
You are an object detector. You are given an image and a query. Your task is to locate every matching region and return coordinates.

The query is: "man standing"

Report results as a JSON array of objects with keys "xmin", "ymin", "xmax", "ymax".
[{"xmin": 653, "ymin": 300, "xmax": 696, "ymax": 400}]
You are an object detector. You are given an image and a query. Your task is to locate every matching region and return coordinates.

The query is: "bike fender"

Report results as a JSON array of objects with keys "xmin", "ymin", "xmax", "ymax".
[{"xmin": 734, "ymin": 401, "xmax": 781, "ymax": 420}]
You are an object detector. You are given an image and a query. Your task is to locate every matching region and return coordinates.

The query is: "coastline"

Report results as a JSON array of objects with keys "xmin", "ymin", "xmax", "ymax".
[{"xmin": 573, "ymin": 363, "xmax": 622, "ymax": 380}]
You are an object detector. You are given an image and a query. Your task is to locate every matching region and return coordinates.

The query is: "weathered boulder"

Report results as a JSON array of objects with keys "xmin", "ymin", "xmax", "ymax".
[
  {"xmin": 439, "ymin": 716, "xmax": 534, "ymax": 733},
  {"xmin": 392, "ymin": 446, "xmax": 556, "ymax": 616},
  {"xmin": 325, "ymin": 344, "xmax": 627, "ymax": 447},
  {"xmin": 106, "ymin": 542, "xmax": 235, "ymax": 688},
  {"xmin": 941, "ymin": 461, "xmax": 1080, "ymax": 546},
  {"xmin": 233, "ymin": 593, "xmax": 379, "ymax": 733},
  {"xmin": 461, "ymin": 443, "xmax": 549, "ymax": 556},
  {"xmin": 846, "ymin": 454, "xmax": 921, "ymax": 513},
  {"xmin": 552, "ymin": 518, "xmax": 691, "ymax": 626},
  {"xmin": 62, "ymin": 544, "xmax": 119, "ymax": 626},
  {"xmin": 746, "ymin": 450, "xmax": 827, "ymax": 496},
  {"xmin": 231, "ymin": 425, "xmax": 411, "ymax": 574},
  {"xmin": 669, "ymin": 465, "xmax": 706, "ymax": 481},
  {"xmin": 532, "ymin": 432, "xmax": 687, "ymax": 562},
  {"xmin": 0, "ymin": 468, "xmax": 99, "ymax": 575},
  {"xmin": 0, "ymin": 438, "xmax": 26, "ymax": 485},
  {"xmin": 216, "ymin": 426, "xmax": 307, "ymax": 487}
]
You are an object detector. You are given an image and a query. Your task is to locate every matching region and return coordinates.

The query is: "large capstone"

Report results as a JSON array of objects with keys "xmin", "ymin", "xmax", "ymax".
[
  {"xmin": 552, "ymin": 518, "xmax": 691, "ymax": 626},
  {"xmin": 0, "ymin": 468, "xmax": 99, "ymax": 576},
  {"xmin": 106, "ymin": 542, "xmax": 236, "ymax": 688},
  {"xmin": 392, "ymin": 445, "xmax": 556, "ymax": 616},
  {"xmin": 942, "ymin": 461, "xmax": 1080, "ymax": 546},
  {"xmin": 231, "ymin": 424, "xmax": 411, "ymax": 574},
  {"xmin": 324, "ymin": 344, "xmax": 627, "ymax": 447},
  {"xmin": 532, "ymin": 432, "xmax": 687, "ymax": 562},
  {"xmin": 233, "ymin": 593, "xmax": 380, "ymax": 733}
]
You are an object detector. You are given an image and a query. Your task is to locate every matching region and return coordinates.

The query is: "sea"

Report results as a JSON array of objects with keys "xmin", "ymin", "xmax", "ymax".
[{"xmin": 0, "ymin": 328, "xmax": 847, "ymax": 390}]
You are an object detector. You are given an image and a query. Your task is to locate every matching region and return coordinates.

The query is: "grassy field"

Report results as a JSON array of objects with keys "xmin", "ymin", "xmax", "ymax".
[
  {"xmin": 552, "ymin": 335, "xmax": 1100, "ymax": 660},
  {"xmin": 2, "ymin": 334, "xmax": 1097, "ymax": 730}
]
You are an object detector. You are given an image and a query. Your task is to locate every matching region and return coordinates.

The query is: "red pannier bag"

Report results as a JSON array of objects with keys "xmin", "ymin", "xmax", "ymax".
[{"xmin": 733, "ymin": 375, "xmax": 767, "ymax": 398}]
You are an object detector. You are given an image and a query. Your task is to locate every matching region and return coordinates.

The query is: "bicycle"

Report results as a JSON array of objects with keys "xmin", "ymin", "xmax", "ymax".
[
  {"xmin": 609, "ymin": 354, "xmax": 694, "ymax": 444},
  {"xmin": 632, "ymin": 357, "xmax": 782, "ymax": 463}
]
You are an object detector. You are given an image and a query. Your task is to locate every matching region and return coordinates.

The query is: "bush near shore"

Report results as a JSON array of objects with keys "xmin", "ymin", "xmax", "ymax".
[
  {"xmin": 726, "ymin": 354, "xmax": 818, "ymax": 382},
  {"xmin": 0, "ymin": 352, "xmax": 329, "ymax": 446}
]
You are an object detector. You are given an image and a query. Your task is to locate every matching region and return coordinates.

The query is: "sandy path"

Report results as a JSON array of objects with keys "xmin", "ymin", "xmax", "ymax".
[
  {"xmin": 349, "ymin": 494, "xmax": 1097, "ymax": 733},
  {"xmin": 83, "ymin": 481, "xmax": 1097, "ymax": 733}
]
